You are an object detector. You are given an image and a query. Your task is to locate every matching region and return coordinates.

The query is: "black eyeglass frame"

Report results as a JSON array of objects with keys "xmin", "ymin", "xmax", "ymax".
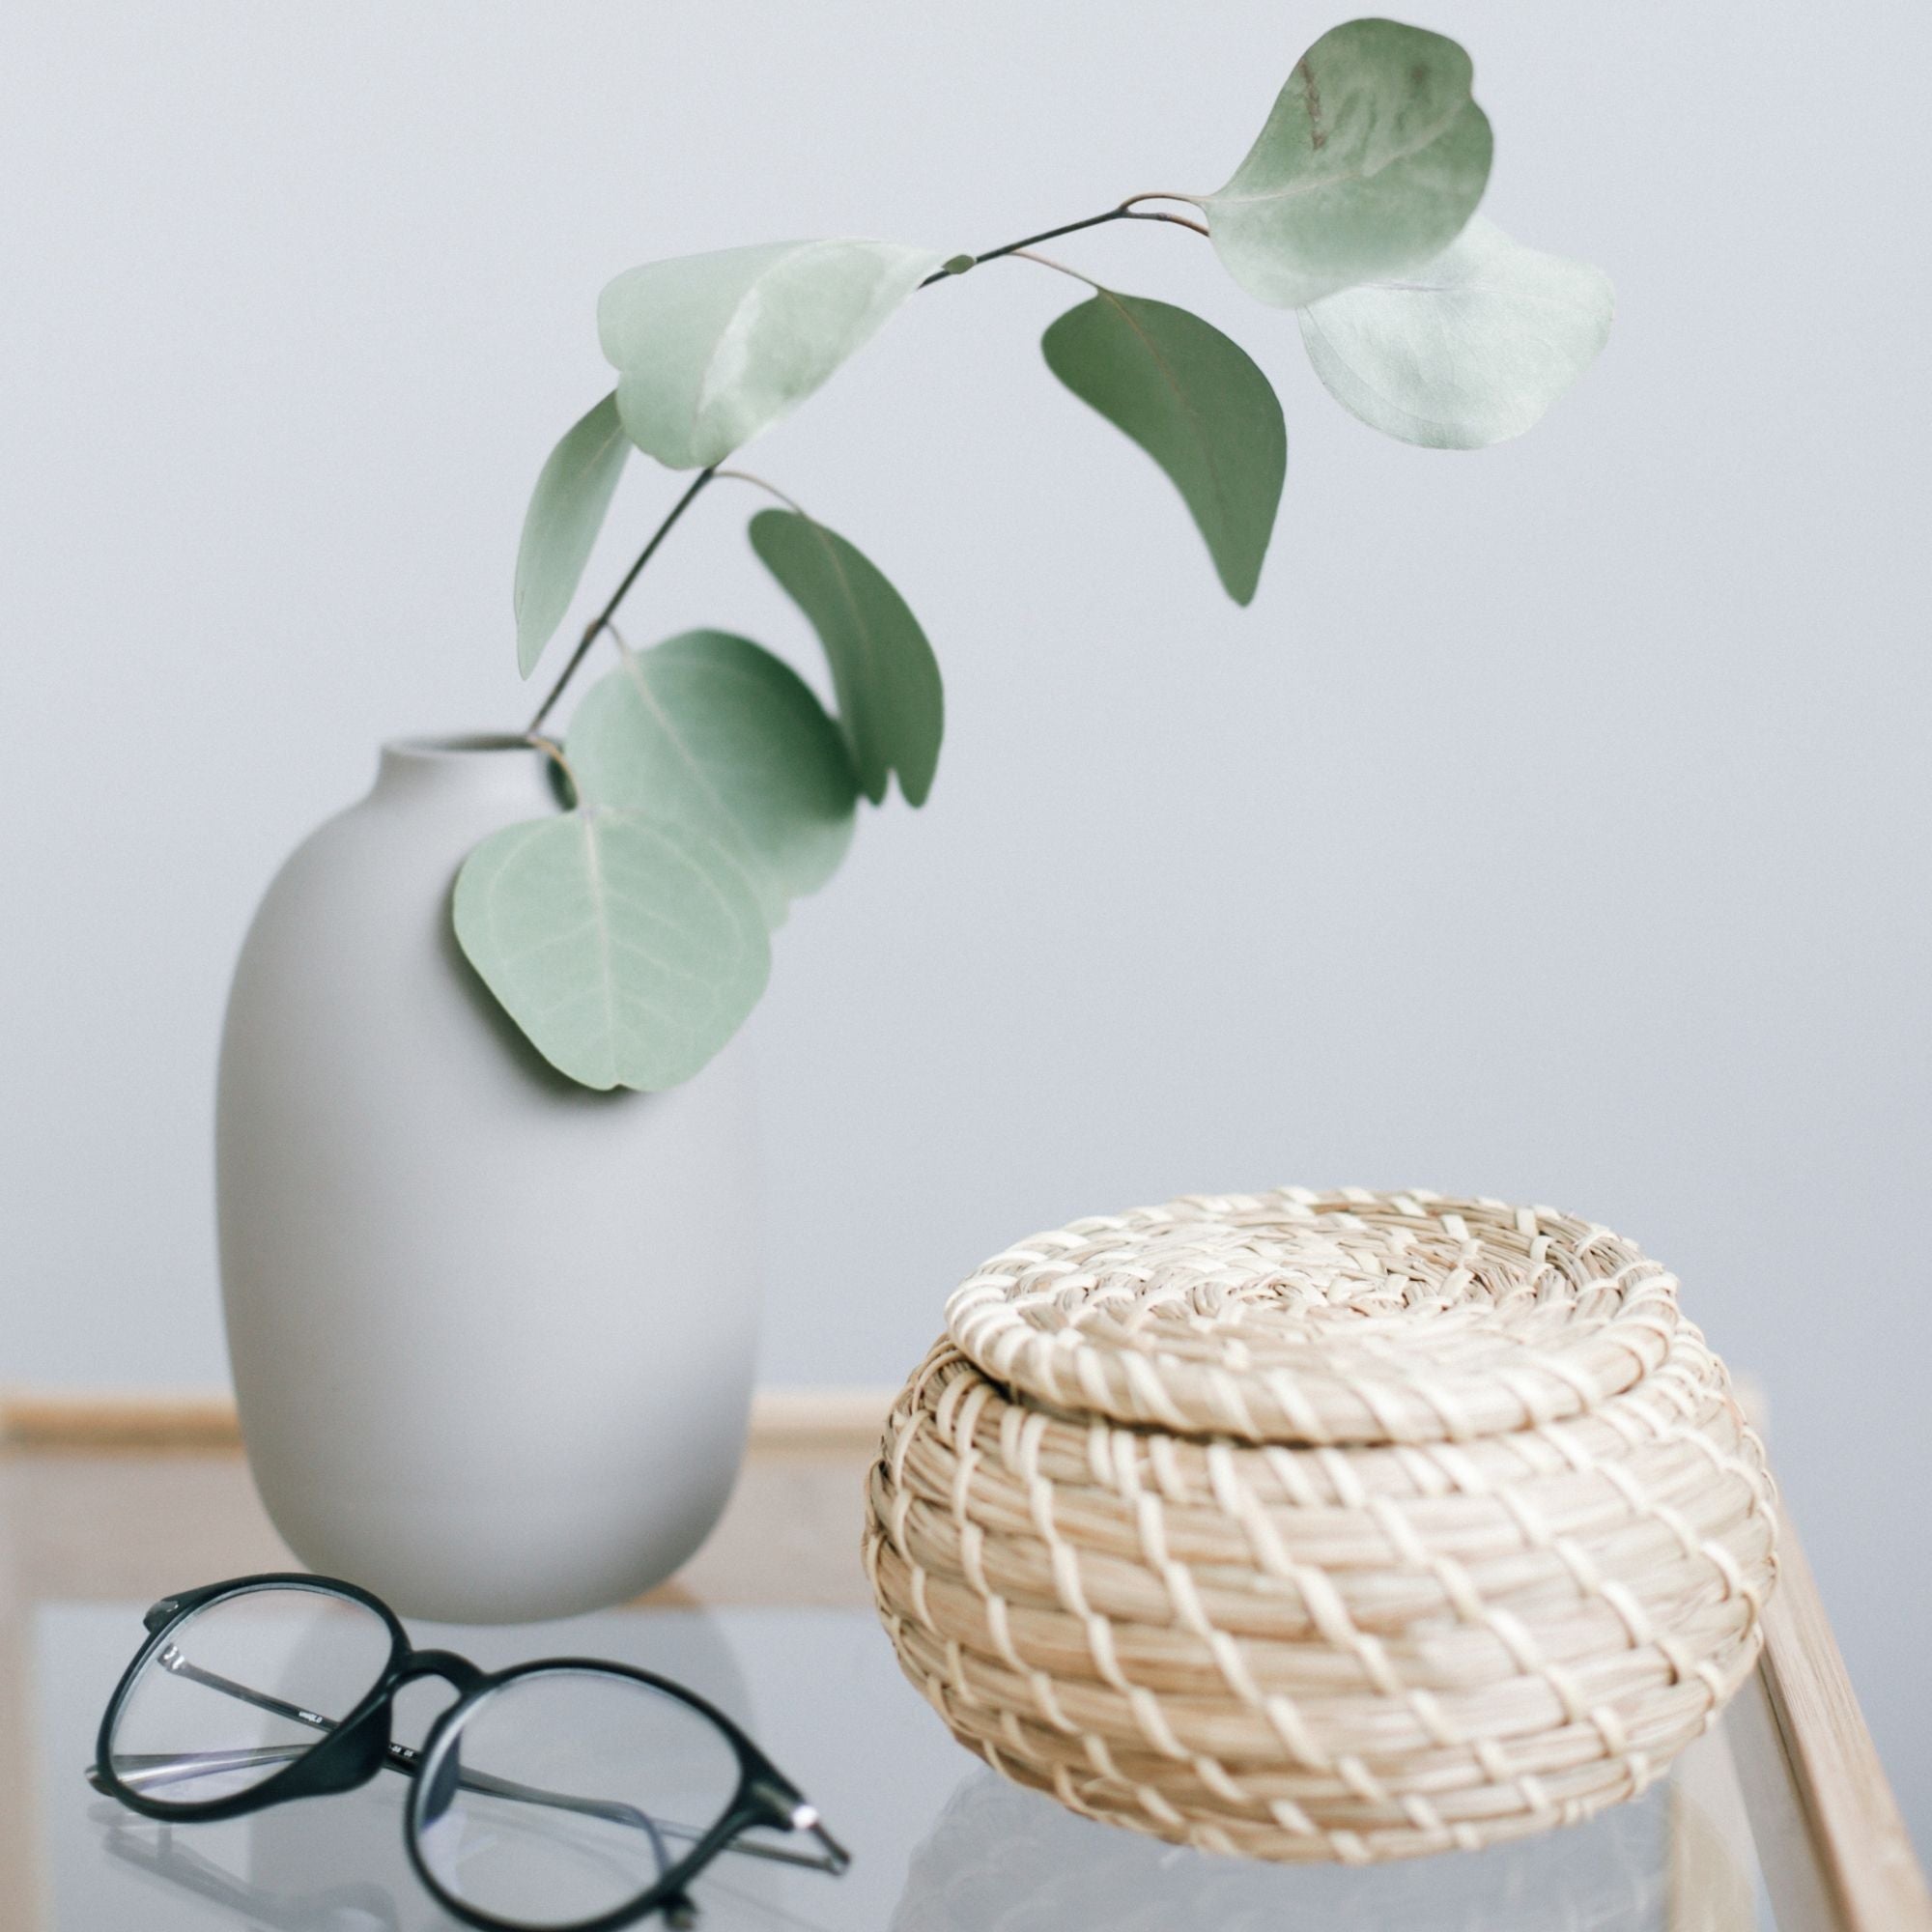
[{"xmin": 91, "ymin": 1571, "xmax": 847, "ymax": 1932}]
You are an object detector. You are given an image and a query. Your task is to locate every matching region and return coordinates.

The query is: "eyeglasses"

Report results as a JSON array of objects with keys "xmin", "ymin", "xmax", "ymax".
[{"xmin": 88, "ymin": 1572, "xmax": 849, "ymax": 1931}]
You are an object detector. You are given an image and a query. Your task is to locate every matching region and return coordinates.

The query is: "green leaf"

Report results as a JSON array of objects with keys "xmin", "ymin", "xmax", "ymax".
[
  {"xmin": 512, "ymin": 392, "xmax": 630, "ymax": 678},
  {"xmin": 1040, "ymin": 290, "xmax": 1285, "ymax": 606},
  {"xmin": 566, "ymin": 630, "xmax": 859, "ymax": 926},
  {"xmin": 1298, "ymin": 216, "xmax": 1613, "ymax": 448},
  {"xmin": 1194, "ymin": 18, "xmax": 1492, "ymax": 309},
  {"xmin": 598, "ymin": 240, "xmax": 945, "ymax": 470},
  {"xmin": 747, "ymin": 511, "xmax": 942, "ymax": 807},
  {"xmin": 453, "ymin": 809, "xmax": 770, "ymax": 1093}
]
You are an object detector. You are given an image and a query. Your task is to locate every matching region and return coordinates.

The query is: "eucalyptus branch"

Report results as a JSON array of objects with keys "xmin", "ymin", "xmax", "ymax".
[
  {"xmin": 526, "ymin": 465, "xmax": 717, "ymax": 732},
  {"xmin": 528, "ymin": 196, "xmax": 1207, "ymax": 734},
  {"xmin": 478, "ymin": 20, "xmax": 1613, "ymax": 1094}
]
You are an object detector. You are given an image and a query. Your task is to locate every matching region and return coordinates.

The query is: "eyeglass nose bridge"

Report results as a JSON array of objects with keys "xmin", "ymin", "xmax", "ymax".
[
  {"xmin": 393, "ymin": 1649, "xmax": 487, "ymax": 1698},
  {"xmin": 311, "ymin": 1649, "xmax": 487, "ymax": 1797}
]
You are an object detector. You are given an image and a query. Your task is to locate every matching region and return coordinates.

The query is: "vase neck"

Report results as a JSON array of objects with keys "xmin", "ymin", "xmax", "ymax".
[{"xmin": 369, "ymin": 735, "xmax": 561, "ymax": 814}]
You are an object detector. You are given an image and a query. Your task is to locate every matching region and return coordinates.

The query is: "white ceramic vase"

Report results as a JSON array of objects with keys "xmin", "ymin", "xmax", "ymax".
[{"xmin": 215, "ymin": 735, "xmax": 760, "ymax": 1623}]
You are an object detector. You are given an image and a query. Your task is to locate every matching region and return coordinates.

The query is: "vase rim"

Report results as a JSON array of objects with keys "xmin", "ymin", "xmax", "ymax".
[
  {"xmin": 384, "ymin": 733, "xmax": 536, "ymax": 759},
  {"xmin": 368, "ymin": 733, "xmax": 557, "ymax": 810}
]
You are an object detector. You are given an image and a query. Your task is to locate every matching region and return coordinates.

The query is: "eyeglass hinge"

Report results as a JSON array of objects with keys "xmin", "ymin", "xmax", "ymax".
[{"xmin": 746, "ymin": 1775, "xmax": 803, "ymax": 1821}]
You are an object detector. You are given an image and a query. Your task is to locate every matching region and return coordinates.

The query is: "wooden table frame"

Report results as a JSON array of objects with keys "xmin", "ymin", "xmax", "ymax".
[{"xmin": 2, "ymin": 1390, "xmax": 1926, "ymax": 1932}]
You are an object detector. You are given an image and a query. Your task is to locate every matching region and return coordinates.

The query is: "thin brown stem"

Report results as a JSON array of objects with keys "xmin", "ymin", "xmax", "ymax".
[
  {"xmin": 1113, "ymin": 193, "xmax": 1195, "ymax": 216},
  {"xmin": 712, "ymin": 468, "xmax": 810, "ymax": 516},
  {"xmin": 523, "ymin": 731, "xmax": 582, "ymax": 808},
  {"xmin": 525, "ymin": 466, "xmax": 717, "ymax": 732},
  {"xmin": 1122, "ymin": 208, "xmax": 1209, "ymax": 241},
  {"xmin": 923, "ymin": 197, "xmax": 1208, "ymax": 285},
  {"xmin": 1004, "ymin": 249, "xmax": 1101, "ymax": 290}
]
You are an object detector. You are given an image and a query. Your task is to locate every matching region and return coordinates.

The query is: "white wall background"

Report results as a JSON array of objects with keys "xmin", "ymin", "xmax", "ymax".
[{"xmin": 3, "ymin": 0, "xmax": 1927, "ymax": 1849}]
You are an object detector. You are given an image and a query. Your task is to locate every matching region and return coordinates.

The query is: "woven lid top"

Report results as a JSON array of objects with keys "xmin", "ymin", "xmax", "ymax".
[{"xmin": 945, "ymin": 1188, "xmax": 1684, "ymax": 1446}]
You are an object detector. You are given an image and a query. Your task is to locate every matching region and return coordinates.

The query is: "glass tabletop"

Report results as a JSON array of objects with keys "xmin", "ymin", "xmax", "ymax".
[
  {"xmin": 21, "ymin": 1598, "xmax": 1787, "ymax": 1932},
  {"xmin": 1, "ymin": 1428, "xmax": 1920, "ymax": 1932}
]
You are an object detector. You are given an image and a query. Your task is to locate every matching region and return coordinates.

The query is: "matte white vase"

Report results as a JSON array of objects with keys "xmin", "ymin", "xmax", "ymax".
[{"xmin": 216, "ymin": 735, "xmax": 760, "ymax": 1623}]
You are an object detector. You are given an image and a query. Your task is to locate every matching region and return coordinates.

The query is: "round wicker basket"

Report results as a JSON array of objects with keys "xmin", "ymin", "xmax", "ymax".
[{"xmin": 865, "ymin": 1187, "xmax": 1776, "ymax": 1864}]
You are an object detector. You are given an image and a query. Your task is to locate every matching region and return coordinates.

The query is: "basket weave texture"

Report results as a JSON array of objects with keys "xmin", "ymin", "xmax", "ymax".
[{"xmin": 865, "ymin": 1188, "xmax": 1777, "ymax": 1864}]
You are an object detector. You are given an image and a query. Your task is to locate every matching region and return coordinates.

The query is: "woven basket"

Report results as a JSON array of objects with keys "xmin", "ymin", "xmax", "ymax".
[{"xmin": 865, "ymin": 1187, "xmax": 1776, "ymax": 1864}]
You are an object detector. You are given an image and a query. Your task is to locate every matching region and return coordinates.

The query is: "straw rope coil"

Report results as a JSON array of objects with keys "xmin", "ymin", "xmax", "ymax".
[{"xmin": 865, "ymin": 1187, "xmax": 1776, "ymax": 1864}]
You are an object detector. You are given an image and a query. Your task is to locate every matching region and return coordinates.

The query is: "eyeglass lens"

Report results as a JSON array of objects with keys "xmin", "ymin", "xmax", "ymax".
[
  {"xmin": 107, "ymin": 1584, "xmax": 393, "ymax": 1804},
  {"xmin": 412, "ymin": 1666, "xmax": 743, "ymax": 1928}
]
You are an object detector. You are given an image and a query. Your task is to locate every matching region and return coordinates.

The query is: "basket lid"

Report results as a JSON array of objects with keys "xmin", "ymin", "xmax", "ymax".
[{"xmin": 945, "ymin": 1188, "xmax": 1683, "ymax": 1446}]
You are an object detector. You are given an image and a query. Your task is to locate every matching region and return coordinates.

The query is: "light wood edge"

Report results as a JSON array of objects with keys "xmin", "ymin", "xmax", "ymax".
[
  {"xmin": 0, "ymin": 1387, "xmax": 892, "ymax": 1456},
  {"xmin": 1758, "ymin": 1509, "xmax": 1932, "ymax": 1932}
]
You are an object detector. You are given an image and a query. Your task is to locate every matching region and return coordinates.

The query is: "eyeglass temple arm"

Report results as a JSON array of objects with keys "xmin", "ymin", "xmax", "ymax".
[
  {"xmin": 95, "ymin": 1647, "xmax": 847, "ymax": 1875},
  {"xmin": 794, "ymin": 1814, "xmax": 851, "ymax": 1876}
]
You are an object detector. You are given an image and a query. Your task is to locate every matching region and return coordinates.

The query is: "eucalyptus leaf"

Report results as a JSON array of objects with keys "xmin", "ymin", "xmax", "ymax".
[
  {"xmin": 453, "ymin": 808, "xmax": 770, "ymax": 1092},
  {"xmin": 1041, "ymin": 291, "xmax": 1285, "ymax": 606},
  {"xmin": 1298, "ymin": 216, "xmax": 1613, "ymax": 448},
  {"xmin": 512, "ymin": 392, "xmax": 630, "ymax": 678},
  {"xmin": 566, "ymin": 630, "xmax": 859, "ymax": 926},
  {"xmin": 1195, "ymin": 18, "xmax": 1492, "ymax": 310},
  {"xmin": 598, "ymin": 240, "xmax": 946, "ymax": 470},
  {"xmin": 748, "ymin": 511, "xmax": 942, "ymax": 807}
]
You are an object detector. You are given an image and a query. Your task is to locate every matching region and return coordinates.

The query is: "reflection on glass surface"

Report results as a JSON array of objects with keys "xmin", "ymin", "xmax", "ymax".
[
  {"xmin": 92, "ymin": 1790, "xmax": 821, "ymax": 1932},
  {"xmin": 100, "ymin": 1819, "xmax": 407, "ymax": 1932},
  {"xmin": 890, "ymin": 1765, "xmax": 1749, "ymax": 1932}
]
